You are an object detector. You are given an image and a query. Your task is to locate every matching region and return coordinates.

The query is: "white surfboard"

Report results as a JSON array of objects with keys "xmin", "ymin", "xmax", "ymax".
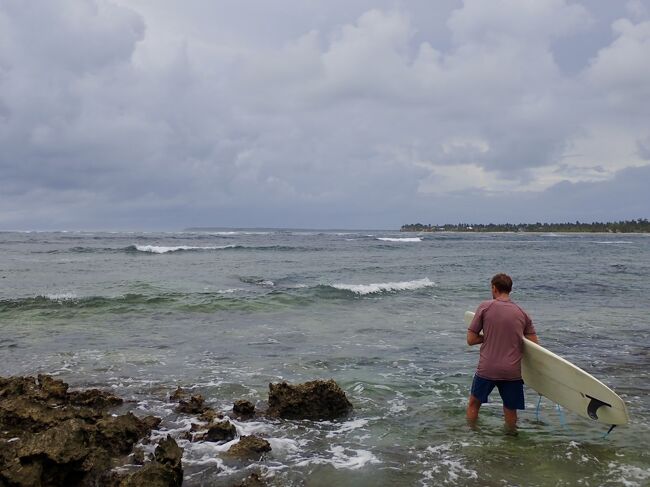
[{"xmin": 464, "ymin": 311, "xmax": 629, "ymax": 425}]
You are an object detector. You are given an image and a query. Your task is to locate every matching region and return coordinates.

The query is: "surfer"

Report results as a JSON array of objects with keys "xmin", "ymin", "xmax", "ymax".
[{"xmin": 466, "ymin": 273, "xmax": 539, "ymax": 429}]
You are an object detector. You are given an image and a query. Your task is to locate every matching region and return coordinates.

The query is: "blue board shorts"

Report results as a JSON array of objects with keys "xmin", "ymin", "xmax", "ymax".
[{"xmin": 471, "ymin": 374, "xmax": 525, "ymax": 410}]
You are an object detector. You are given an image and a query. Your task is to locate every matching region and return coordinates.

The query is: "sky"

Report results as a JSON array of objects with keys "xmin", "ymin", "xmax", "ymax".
[{"xmin": 0, "ymin": 0, "xmax": 649, "ymax": 230}]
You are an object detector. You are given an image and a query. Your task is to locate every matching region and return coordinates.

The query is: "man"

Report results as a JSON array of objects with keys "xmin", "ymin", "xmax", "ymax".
[{"xmin": 466, "ymin": 273, "xmax": 539, "ymax": 429}]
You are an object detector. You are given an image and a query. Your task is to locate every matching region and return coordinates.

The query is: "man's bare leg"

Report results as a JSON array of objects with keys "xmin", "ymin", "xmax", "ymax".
[
  {"xmin": 503, "ymin": 406, "xmax": 517, "ymax": 430},
  {"xmin": 466, "ymin": 395, "xmax": 482, "ymax": 424}
]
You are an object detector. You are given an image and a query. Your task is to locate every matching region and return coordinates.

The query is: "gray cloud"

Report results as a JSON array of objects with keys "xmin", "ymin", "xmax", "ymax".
[{"xmin": 0, "ymin": 0, "xmax": 649, "ymax": 230}]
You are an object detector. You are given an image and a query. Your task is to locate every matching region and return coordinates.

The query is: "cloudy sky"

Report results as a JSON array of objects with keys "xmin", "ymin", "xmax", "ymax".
[{"xmin": 1, "ymin": 0, "xmax": 649, "ymax": 230}]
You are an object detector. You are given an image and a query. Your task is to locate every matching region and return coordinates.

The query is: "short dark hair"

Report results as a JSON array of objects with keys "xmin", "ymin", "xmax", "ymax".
[{"xmin": 491, "ymin": 273, "xmax": 513, "ymax": 293}]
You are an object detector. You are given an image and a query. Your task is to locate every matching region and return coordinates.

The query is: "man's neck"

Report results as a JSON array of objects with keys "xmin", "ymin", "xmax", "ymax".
[{"xmin": 493, "ymin": 292, "xmax": 510, "ymax": 301}]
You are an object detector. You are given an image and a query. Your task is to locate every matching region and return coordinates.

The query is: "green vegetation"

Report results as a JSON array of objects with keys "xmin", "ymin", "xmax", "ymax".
[{"xmin": 400, "ymin": 219, "xmax": 650, "ymax": 233}]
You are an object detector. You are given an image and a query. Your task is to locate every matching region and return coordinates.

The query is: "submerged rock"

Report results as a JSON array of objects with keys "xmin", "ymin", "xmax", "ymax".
[
  {"xmin": 227, "ymin": 435, "xmax": 271, "ymax": 459},
  {"xmin": 233, "ymin": 472, "xmax": 267, "ymax": 487},
  {"xmin": 267, "ymin": 379, "xmax": 353, "ymax": 420}
]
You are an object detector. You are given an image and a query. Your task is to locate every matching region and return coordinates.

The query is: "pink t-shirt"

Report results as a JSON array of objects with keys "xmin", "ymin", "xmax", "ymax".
[{"xmin": 469, "ymin": 299, "xmax": 536, "ymax": 381}]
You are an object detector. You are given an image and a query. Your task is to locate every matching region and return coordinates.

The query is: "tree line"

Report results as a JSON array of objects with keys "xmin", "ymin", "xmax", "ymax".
[{"xmin": 400, "ymin": 219, "xmax": 650, "ymax": 233}]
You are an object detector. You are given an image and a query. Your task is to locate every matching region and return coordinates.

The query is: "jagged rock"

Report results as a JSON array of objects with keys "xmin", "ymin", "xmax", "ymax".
[
  {"xmin": 170, "ymin": 387, "xmax": 187, "ymax": 402},
  {"xmin": 119, "ymin": 462, "xmax": 182, "ymax": 487},
  {"xmin": 267, "ymin": 379, "xmax": 353, "ymax": 420},
  {"xmin": 18, "ymin": 418, "xmax": 92, "ymax": 464},
  {"xmin": 96, "ymin": 412, "xmax": 158, "ymax": 455},
  {"xmin": 176, "ymin": 394, "xmax": 207, "ymax": 414},
  {"xmin": 0, "ymin": 375, "xmax": 163, "ymax": 487},
  {"xmin": 0, "ymin": 458, "xmax": 43, "ymax": 487},
  {"xmin": 205, "ymin": 420, "xmax": 236, "ymax": 442},
  {"xmin": 233, "ymin": 400, "xmax": 255, "ymax": 418},
  {"xmin": 68, "ymin": 388, "xmax": 123, "ymax": 409},
  {"xmin": 198, "ymin": 407, "xmax": 223, "ymax": 423},
  {"xmin": 227, "ymin": 435, "xmax": 271, "ymax": 459},
  {"xmin": 133, "ymin": 447, "xmax": 146, "ymax": 465},
  {"xmin": 155, "ymin": 436, "xmax": 183, "ymax": 469},
  {"xmin": 179, "ymin": 431, "xmax": 193, "ymax": 441},
  {"xmin": 0, "ymin": 396, "xmax": 78, "ymax": 433},
  {"xmin": 121, "ymin": 436, "xmax": 183, "ymax": 487},
  {"xmin": 37, "ymin": 374, "xmax": 68, "ymax": 398}
]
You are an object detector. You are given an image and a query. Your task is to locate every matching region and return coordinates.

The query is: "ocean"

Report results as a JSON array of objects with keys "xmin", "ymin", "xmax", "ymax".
[{"xmin": 1, "ymin": 230, "xmax": 649, "ymax": 486}]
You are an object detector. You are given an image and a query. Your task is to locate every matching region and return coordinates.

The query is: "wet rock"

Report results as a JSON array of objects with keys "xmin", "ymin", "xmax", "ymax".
[
  {"xmin": 198, "ymin": 407, "xmax": 223, "ymax": 423},
  {"xmin": 179, "ymin": 431, "xmax": 193, "ymax": 441},
  {"xmin": 18, "ymin": 418, "xmax": 92, "ymax": 465},
  {"xmin": 170, "ymin": 386, "xmax": 187, "ymax": 402},
  {"xmin": 121, "ymin": 436, "xmax": 183, "ymax": 487},
  {"xmin": 233, "ymin": 472, "xmax": 267, "ymax": 487},
  {"xmin": 0, "ymin": 396, "xmax": 77, "ymax": 433},
  {"xmin": 0, "ymin": 375, "xmax": 163, "ymax": 487},
  {"xmin": 176, "ymin": 394, "xmax": 207, "ymax": 414},
  {"xmin": 96, "ymin": 412, "xmax": 158, "ymax": 455},
  {"xmin": 37, "ymin": 374, "xmax": 69, "ymax": 399},
  {"xmin": 227, "ymin": 435, "xmax": 271, "ymax": 459},
  {"xmin": 133, "ymin": 447, "xmax": 146, "ymax": 465},
  {"xmin": 267, "ymin": 379, "xmax": 353, "ymax": 420},
  {"xmin": 68, "ymin": 388, "xmax": 123, "ymax": 409},
  {"xmin": 205, "ymin": 420, "xmax": 237, "ymax": 442},
  {"xmin": 0, "ymin": 458, "xmax": 44, "ymax": 487},
  {"xmin": 119, "ymin": 462, "xmax": 181, "ymax": 487},
  {"xmin": 155, "ymin": 435, "xmax": 183, "ymax": 470},
  {"xmin": 233, "ymin": 400, "xmax": 255, "ymax": 418}
]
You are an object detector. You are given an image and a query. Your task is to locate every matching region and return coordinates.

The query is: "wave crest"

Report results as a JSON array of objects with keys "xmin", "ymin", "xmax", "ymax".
[
  {"xmin": 376, "ymin": 237, "xmax": 422, "ymax": 242},
  {"xmin": 130, "ymin": 245, "xmax": 238, "ymax": 254},
  {"xmin": 330, "ymin": 278, "xmax": 435, "ymax": 295}
]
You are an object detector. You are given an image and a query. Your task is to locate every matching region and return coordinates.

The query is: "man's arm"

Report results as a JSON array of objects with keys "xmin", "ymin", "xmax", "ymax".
[
  {"xmin": 524, "ymin": 333, "xmax": 539, "ymax": 344},
  {"xmin": 467, "ymin": 330, "xmax": 484, "ymax": 346}
]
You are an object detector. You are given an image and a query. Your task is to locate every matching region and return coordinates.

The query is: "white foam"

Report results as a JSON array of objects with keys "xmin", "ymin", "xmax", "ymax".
[
  {"xmin": 377, "ymin": 237, "xmax": 422, "ymax": 242},
  {"xmin": 332, "ymin": 278, "xmax": 435, "ymax": 295},
  {"xmin": 325, "ymin": 419, "xmax": 369, "ymax": 438},
  {"xmin": 134, "ymin": 245, "xmax": 236, "ymax": 253},
  {"xmin": 422, "ymin": 443, "xmax": 478, "ymax": 483},
  {"xmin": 293, "ymin": 446, "xmax": 380, "ymax": 471},
  {"xmin": 45, "ymin": 292, "xmax": 77, "ymax": 301},
  {"xmin": 216, "ymin": 288, "xmax": 244, "ymax": 294},
  {"xmin": 606, "ymin": 461, "xmax": 650, "ymax": 487},
  {"xmin": 387, "ymin": 393, "xmax": 407, "ymax": 414},
  {"xmin": 329, "ymin": 446, "xmax": 380, "ymax": 470}
]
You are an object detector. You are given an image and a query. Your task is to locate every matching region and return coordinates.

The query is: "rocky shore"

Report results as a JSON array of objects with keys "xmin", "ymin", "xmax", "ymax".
[{"xmin": 0, "ymin": 375, "xmax": 353, "ymax": 486}]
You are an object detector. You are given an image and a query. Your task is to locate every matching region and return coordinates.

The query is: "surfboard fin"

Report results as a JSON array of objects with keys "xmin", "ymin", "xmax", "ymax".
[{"xmin": 586, "ymin": 395, "xmax": 611, "ymax": 420}]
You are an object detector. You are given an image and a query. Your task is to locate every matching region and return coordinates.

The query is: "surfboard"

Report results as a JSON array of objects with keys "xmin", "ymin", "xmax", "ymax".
[{"xmin": 464, "ymin": 311, "xmax": 629, "ymax": 425}]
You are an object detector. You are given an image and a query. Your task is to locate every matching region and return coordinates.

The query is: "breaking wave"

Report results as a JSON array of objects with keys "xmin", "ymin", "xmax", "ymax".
[
  {"xmin": 129, "ymin": 244, "xmax": 238, "ymax": 254},
  {"xmin": 376, "ymin": 237, "xmax": 422, "ymax": 242},
  {"xmin": 329, "ymin": 278, "xmax": 435, "ymax": 295}
]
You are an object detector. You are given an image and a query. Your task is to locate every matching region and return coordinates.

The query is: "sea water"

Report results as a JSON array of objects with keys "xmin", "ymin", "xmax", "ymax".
[{"xmin": 1, "ymin": 230, "xmax": 649, "ymax": 486}]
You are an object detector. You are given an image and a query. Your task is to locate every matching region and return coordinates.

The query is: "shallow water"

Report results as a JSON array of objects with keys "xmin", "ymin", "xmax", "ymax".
[{"xmin": 1, "ymin": 230, "xmax": 649, "ymax": 486}]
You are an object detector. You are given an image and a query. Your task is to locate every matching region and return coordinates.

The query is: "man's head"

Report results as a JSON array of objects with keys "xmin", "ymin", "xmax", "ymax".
[{"xmin": 491, "ymin": 273, "xmax": 513, "ymax": 297}]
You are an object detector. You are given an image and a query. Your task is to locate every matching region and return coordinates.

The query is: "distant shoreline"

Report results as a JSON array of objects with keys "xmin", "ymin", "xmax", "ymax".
[{"xmin": 400, "ymin": 219, "xmax": 650, "ymax": 233}]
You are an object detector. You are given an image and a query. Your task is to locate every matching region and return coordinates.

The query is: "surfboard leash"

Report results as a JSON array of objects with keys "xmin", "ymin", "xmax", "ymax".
[
  {"xmin": 602, "ymin": 424, "xmax": 617, "ymax": 439},
  {"xmin": 535, "ymin": 394, "xmax": 543, "ymax": 422}
]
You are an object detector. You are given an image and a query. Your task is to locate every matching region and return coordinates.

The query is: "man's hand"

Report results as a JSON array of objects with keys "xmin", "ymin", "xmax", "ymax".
[
  {"xmin": 525, "ymin": 333, "xmax": 539, "ymax": 344},
  {"xmin": 467, "ymin": 330, "xmax": 484, "ymax": 346}
]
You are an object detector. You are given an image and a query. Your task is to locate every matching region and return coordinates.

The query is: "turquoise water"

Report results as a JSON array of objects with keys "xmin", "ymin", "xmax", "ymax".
[{"xmin": 1, "ymin": 230, "xmax": 649, "ymax": 486}]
